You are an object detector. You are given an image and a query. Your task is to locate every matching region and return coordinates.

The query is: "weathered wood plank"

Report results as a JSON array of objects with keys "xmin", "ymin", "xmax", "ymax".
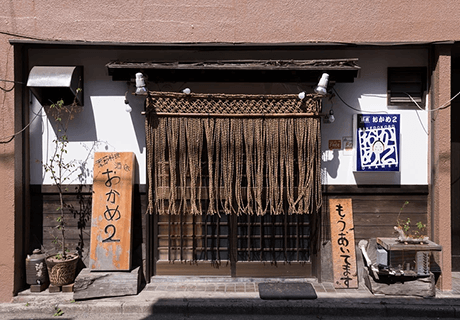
[
  {"xmin": 73, "ymin": 267, "xmax": 141, "ymax": 300},
  {"xmin": 351, "ymin": 200, "xmax": 427, "ymax": 213},
  {"xmin": 323, "ymin": 185, "xmax": 428, "ymax": 194},
  {"xmin": 48, "ymin": 284, "xmax": 61, "ymax": 293},
  {"xmin": 43, "ymin": 239, "xmax": 85, "ymax": 251},
  {"xmin": 327, "ymin": 194, "xmax": 427, "ymax": 200},
  {"xmin": 43, "ymin": 227, "xmax": 90, "ymax": 240},
  {"xmin": 41, "ymin": 201, "xmax": 92, "ymax": 214},
  {"xmin": 43, "ymin": 214, "xmax": 91, "ymax": 228},
  {"xmin": 329, "ymin": 198, "xmax": 358, "ymax": 289},
  {"xmin": 156, "ymin": 261, "xmax": 231, "ymax": 276},
  {"xmin": 363, "ymin": 267, "xmax": 435, "ymax": 297},
  {"xmin": 90, "ymin": 152, "xmax": 135, "ymax": 271},
  {"xmin": 354, "ymin": 226, "xmax": 400, "ymax": 240},
  {"xmin": 353, "ymin": 213, "xmax": 427, "ymax": 226}
]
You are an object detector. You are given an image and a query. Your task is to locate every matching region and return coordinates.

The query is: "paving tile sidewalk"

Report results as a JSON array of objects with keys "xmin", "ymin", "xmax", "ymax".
[
  {"xmin": 144, "ymin": 278, "xmax": 373, "ymax": 298},
  {"xmin": 2, "ymin": 274, "xmax": 460, "ymax": 318}
]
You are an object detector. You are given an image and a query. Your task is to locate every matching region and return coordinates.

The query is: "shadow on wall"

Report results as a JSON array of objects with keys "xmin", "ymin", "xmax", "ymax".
[
  {"xmin": 322, "ymin": 149, "xmax": 340, "ymax": 179},
  {"xmin": 127, "ymin": 93, "xmax": 147, "ymax": 156},
  {"xmin": 66, "ymin": 185, "xmax": 92, "ymax": 266},
  {"xmin": 43, "ymin": 98, "xmax": 97, "ymax": 143}
]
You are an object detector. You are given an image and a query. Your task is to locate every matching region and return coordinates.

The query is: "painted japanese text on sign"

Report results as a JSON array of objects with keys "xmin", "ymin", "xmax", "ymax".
[
  {"xmin": 357, "ymin": 114, "xmax": 400, "ymax": 171},
  {"xmin": 90, "ymin": 152, "xmax": 135, "ymax": 271},
  {"xmin": 329, "ymin": 198, "xmax": 358, "ymax": 289}
]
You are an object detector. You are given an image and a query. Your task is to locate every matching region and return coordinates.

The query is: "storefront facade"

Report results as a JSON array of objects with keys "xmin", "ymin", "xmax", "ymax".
[{"xmin": 1, "ymin": 0, "xmax": 459, "ymax": 302}]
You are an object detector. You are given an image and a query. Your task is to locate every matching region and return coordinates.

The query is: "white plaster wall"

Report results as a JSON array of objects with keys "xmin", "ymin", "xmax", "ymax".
[
  {"xmin": 28, "ymin": 47, "xmax": 429, "ymax": 186},
  {"xmin": 29, "ymin": 48, "xmax": 148, "ymax": 185},
  {"xmin": 320, "ymin": 49, "xmax": 429, "ymax": 185}
]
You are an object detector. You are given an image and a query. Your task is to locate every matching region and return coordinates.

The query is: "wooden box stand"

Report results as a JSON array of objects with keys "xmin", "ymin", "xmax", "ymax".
[
  {"xmin": 48, "ymin": 283, "xmax": 74, "ymax": 293},
  {"xmin": 361, "ymin": 238, "xmax": 441, "ymax": 297},
  {"xmin": 30, "ymin": 282, "xmax": 49, "ymax": 293}
]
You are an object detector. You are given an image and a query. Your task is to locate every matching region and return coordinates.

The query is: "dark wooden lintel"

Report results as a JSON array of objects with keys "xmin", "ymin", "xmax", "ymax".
[
  {"xmin": 323, "ymin": 185, "xmax": 429, "ymax": 195},
  {"xmin": 107, "ymin": 59, "xmax": 360, "ymax": 71},
  {"xmin": 106, "ymin": 59, "xmax": 360, "ymax": 83}
]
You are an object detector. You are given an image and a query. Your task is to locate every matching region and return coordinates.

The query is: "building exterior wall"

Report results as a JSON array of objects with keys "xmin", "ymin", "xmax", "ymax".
[
  {"xmin": 1, "ymin": 1, "xmax": 460, "ymax": 44},
  {"xmin": 25, "ymin": 46, "xmax": 432, "ymax": 284},
  {"xmin": 1, "ymin": 0, "xmax": 460, "ymax": 302},
  {"xmin": 0, "ymin": 33, "xmax": 18, "ymax": 303},
  {"xmin": 430, "ymin": 46, "xmax": 452, "ymax": 290}
]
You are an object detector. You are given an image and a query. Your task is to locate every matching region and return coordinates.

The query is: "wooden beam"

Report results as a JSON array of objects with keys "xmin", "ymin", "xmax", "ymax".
[{"xmin": 142, "ymin": 112, "xmax": 321, "ymax": 118}]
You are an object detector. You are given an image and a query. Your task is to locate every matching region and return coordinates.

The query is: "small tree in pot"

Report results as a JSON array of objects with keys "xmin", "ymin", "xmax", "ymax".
[{"xmin": 40, "ymin": 92, "xmax": 81, "ymax": 286}]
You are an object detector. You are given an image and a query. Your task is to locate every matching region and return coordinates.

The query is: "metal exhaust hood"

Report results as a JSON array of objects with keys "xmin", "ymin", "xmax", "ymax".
[{"xmin": 27, "ymin": 66, "xmax": 83, "ymax": 106}]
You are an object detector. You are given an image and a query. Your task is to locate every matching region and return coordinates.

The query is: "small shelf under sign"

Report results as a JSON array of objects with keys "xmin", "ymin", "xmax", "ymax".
[{"xmin": 353, "ymin": 171, "xmax": 400, "ymax": 185}]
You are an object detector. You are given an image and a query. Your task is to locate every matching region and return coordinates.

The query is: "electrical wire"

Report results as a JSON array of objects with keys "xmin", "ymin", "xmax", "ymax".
[
  {"xmin": 0, "ymin": 84, "xmax": 14, "ymax": 92},
  {"xmin": 333, "ymin": 87, "xmax": 460, "ymax": 113},
  {"xmin": 406, "ymin": 91, "xmax": 460, "ymax": 112},
  {"xmin": 0, "ymin": 30, "xmax": 53, "ymax": 42},
  {"xmin": 0, "ymin": 106, "xmax": 44, "ymax": 144},
  {"xmin": 0, "ymin": 79, "xmax": 22, "ymax": 92},
  {"xmin": 0, "ymin": 79, "xmax": 22, "ymax": 83},
  {"xmin": 332, "ymin": 87, "xmax": 387, "ymax": 114}
]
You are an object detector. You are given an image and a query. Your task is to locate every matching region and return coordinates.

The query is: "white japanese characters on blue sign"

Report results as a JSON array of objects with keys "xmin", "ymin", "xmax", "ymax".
[{"xmin": 357, "ymin": 114, "xmax": 400, "ymax": 172}]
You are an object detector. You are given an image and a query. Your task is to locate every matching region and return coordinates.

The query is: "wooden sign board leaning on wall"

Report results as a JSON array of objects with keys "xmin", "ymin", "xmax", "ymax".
[
  {"xmin": 89, "ymin": 152, "xmax": 135, "ymax": 271},
  {"xmin": 329, "ymin": 198, "xmax": 358, "ymax": 289}
]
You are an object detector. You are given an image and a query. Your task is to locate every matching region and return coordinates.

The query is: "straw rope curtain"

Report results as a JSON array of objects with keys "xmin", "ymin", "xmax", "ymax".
[{"xmin": 145, "ymin": 91, "xmax": 322, "ymax": 216}]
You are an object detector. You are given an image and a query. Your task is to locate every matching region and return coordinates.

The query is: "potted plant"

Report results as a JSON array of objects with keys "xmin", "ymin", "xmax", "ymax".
[
  {"xmin": 40, "ymin": 94, "xmax": 81, "ymax": 286},
  {"xmin": 394, "ymin": 201, "xmax": 429, "ymax": 244}
]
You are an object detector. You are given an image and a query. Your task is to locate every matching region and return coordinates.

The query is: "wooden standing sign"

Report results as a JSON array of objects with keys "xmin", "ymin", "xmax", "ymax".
[
  {"xmin": 90, "ymin": 152, "xmax": 135, "ymax": 271},
  {"xmin": 329, "ymin": 198, "xmax": 358, "ymax": 289}
]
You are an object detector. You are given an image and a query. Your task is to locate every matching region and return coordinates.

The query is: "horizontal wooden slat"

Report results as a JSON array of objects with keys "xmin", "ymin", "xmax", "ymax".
[
  {"xmin": 34, "ymin": 184, "xmax": 425, "ymax": 196},
  {"xmin": 156, "ymin": 260, "xmax": 231, "ymax": 276},
  {"xmin": 353, "ymin": 213, "xmax": 427, "ymax": 226},
  {"xmin": 158, "ymin": 221, "xmax": 229, "ymax": 226},
  {"xmin": 42, "ymin": 240, "xmax": 86, "ymax": 254},
  {"xmin": 351, "ymin": 200, "xmax": 426, "ymax": 213},
  {"xmin": 43, "ymin": 227, "xmax": 90, "ymax": 240},
  {"xmin": 237, "ymin": 222, "xmax": 310, "ymax": 226},
  {"xmin": 236, "ymin": 235, "xmax": 310, "ymax": 239},
  {"xmin": 325, "ymin": 192, "xmax": 428, "ymax": 243},
  {"xmin": 329, "ymin": 195, "xmax": 428, "ymax": 202},
  {"xmin": 237, "ymin": 248, "xmax": 309, "ymax": 252},
  {"xmin": 159, "ymin": 246, "xmax": 229, "ymax": 251},
  {"xmin": 323, "ymin": 185, "xmax": 428, "ymax": 194},
  {"xmin": 158, "ymin": 236, "xmax": 226, "ymax": 241},
  {"xmin": 32, "ymin": 184, "xmax": 147, "ymax": 194},
  {"xmin": 354, "ymin": 225, "xmax": 401, "ymax": 240}
]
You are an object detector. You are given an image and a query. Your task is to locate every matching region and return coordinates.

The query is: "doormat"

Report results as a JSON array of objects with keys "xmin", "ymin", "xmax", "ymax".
[{"xmin": 258, "ymin": 282, "xmax": 317, "ymax": 300}]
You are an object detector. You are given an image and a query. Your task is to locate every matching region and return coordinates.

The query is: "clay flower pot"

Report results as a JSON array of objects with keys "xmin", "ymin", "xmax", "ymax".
[{"xmin": 46, "ymin": 253, "xmax": 79, "ymax": 286}]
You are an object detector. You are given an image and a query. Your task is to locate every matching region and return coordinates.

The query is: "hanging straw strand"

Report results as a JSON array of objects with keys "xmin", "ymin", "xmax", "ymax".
[{"xmin": 205, "ymin": 118, "xmax": 217, "ymax": 215}]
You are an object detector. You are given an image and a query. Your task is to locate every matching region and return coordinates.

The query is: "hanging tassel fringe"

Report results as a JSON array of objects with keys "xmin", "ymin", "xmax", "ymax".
[{"xmin": 145, "ymin": 91, "xmax": 322, "ymax": 216}]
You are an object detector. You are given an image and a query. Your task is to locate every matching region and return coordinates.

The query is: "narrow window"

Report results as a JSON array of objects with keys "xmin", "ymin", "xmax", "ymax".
[{"xmin": 388, "ymin": 67, "xmax": 427, "ymax": 109}]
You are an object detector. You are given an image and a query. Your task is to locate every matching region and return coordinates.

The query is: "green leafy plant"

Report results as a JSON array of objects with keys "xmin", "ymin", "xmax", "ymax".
[
  {"xmin": 395, "ymin": 201, "xmax": 427, "ymax": 240},
  {"xmin": 53, "ymin": 306, "xmax": 64, "ymax": 317}
]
